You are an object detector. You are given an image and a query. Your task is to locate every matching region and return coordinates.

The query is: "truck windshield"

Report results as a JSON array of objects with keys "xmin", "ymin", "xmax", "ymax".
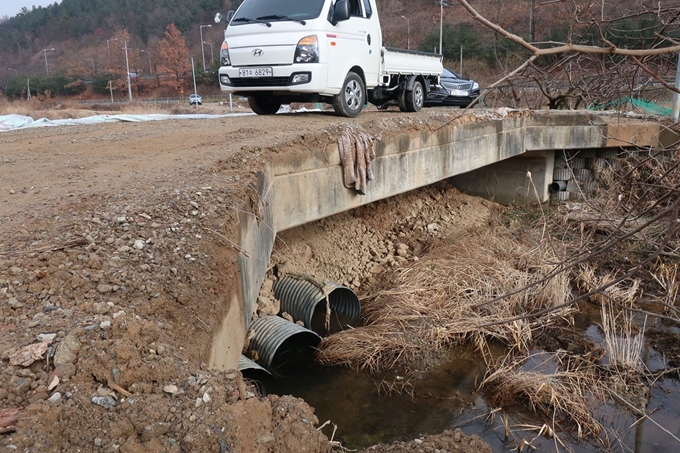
[{"xmin": 232, "ymin": 0, "xmax": 326, "ymax": 23}]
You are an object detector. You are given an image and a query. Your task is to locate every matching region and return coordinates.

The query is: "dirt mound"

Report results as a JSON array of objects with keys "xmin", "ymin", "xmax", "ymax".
[{"xmin": 267, "ymin": 183, "xmax": 497, "ymax": 294}]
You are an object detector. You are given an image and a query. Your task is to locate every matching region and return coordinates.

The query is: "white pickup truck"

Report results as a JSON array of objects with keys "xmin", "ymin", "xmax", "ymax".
[{"xmin": 214, "ymin": 0, "xmax": 443, "ymax": 117}]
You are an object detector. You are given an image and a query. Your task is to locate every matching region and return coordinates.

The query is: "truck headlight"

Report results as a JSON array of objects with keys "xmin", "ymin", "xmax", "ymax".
[
  {"xmin": 294, "ymin": 36, "xmax": 319, "ymax": 63},
  {"xmin": 220, "ymin": 41, "xmax": 231, "ymax": 66}
]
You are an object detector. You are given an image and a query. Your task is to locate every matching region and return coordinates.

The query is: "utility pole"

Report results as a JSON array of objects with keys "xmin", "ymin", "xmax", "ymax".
[
  {"xmin": 672, "ymin": 53, "xmax": 680, "ymax": 122},
  {"xmin": 124, "ymin": 40, "xmax": 132, "ymax": 102},
  {"xmin": 200, "ymin": 25, "xmax": 212, "ymax": 72},
  {"xmin": 191, "ymin": 57, "xmax": 198, "ymax": 108},
  {"xmin": 107, "ymin": 38, "xmax": 118, "ymax": 58},
  {"xmin": 401, "ymin": 16, "xmax": 410, "ymax": 50},
  {"xmin": 439, "ymin": 1, "xmax": 448, "ymax": 56},
  {"xmin": 43, "ymin": 48, "xmax": 55, "ymax": 75},
  {"xmin": 142, "ymin": 50, "xmax": 152, "ymax": 75},
  {"xmin": 459, "ymin": 46, "xmax": 463, "ymax": 74}
]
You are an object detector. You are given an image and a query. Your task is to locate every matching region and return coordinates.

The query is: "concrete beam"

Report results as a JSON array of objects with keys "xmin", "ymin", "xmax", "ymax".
[{"xmin": 452, "ymin": 150, "xmax": 554, "ymax": 205}]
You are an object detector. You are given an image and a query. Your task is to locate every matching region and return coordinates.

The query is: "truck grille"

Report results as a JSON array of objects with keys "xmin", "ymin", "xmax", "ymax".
[{"xmin": 231, "ymin": 77, "xmax": 290, "ymax": 87}]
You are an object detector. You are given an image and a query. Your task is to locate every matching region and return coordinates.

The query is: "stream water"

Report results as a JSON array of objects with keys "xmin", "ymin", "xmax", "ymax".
[{"xmin": 264, "ymin": 304, "xmax": 680, "ymax": 452}]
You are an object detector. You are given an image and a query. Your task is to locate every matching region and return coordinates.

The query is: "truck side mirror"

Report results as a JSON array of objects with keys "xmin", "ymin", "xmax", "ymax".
[
  {"xmin": 214, "ymin": 10, "xmax": 235, "ymax": 24},
  {"xmin": 331, "ymin": 0, "xmax": 350, "ymax": 25}
]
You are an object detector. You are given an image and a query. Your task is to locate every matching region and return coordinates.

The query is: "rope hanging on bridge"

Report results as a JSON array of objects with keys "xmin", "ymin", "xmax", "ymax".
[{"xmin": 338, "ymin": 130, "xmax": 375, "ymax": 195}]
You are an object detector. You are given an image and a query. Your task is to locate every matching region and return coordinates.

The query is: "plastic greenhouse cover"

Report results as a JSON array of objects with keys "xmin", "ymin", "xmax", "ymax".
[{"xmin": 0, "ymin": 113, "xmax": 254, "ymax": 133}]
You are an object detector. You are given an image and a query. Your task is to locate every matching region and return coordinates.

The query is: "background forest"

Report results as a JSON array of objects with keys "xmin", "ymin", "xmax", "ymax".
[{"xmin": 0, "ymin": 0, "xmax": 677, "ymax": 108}]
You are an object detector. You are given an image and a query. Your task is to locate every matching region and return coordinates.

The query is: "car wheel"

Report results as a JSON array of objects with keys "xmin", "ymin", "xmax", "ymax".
[
  {"xmin": 405, "ymin": 80, "xmax": 424, "ymax": 112},
  {"xmin": 248, "ymin": 95, "xmax": 282, "ymax": 115},
  {"xmin": 333, "ymin": 72, "xmax": 365, "ymax": 117}
]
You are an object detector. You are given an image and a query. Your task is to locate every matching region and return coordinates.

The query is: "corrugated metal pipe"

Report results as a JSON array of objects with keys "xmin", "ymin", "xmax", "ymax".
[
  {"xmin": 549, "ymin": 180, "xmax": 568, "ymax": 193},
  {"xmin": 273, "ymin": 274, "xmax": 361, "ymax": 336},
  {"xmin": 247, "ymin": 315, "xmax": 321, "ymax": 378},
  {"xmin": 238, "ymin": 354, "xmax": 272, "ymax": 383}
]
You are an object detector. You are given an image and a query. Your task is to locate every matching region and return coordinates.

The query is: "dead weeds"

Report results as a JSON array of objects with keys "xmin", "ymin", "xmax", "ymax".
[{"xmin": 317, "ymin": 229, "xmax": 572, "ymax": 372}]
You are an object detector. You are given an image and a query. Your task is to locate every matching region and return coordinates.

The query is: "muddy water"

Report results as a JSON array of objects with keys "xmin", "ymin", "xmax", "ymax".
[
  {"xmin": 267, "ymin": 346, "xmax": 489, "ymax": 448},
  {"xmin": 264, "ymin": 305, "xmax": 680, "ymax": 452}
]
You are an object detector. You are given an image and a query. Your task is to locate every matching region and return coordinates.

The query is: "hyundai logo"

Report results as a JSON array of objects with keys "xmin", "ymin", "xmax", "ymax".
[{"xmin": 252, "ymin": 49, "xmax": 264, "ymax": 57}]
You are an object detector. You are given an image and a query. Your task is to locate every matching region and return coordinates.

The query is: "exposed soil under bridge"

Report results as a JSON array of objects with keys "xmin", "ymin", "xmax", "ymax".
[{"xmin": 0, "ymin": 106, "xmax": 499, "ymax": 452}]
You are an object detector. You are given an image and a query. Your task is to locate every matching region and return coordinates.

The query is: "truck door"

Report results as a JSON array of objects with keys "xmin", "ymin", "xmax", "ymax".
[{"xmin": 326, "ymin": 0, "xmax": 381, "ymax": 90}]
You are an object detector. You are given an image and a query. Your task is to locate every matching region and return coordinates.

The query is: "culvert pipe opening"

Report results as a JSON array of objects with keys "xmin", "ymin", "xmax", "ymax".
[
  {"xmin": 238, "ymin": 354, "xmax": 272, "ymax": 382},
  {"xmin": 549, "ymin": 180, "xmax": 568, "ymax": 193},
  {"xmin": 273, "ymin": 275, "xmax": 361, "ymax": 336},
  {"xmin": 247, "ymin": 315, "xmax": 321, "ymax": 379}
]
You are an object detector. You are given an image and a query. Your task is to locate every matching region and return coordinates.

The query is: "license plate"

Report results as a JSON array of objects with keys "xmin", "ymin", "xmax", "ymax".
[
  {"xmin": 239, "ymin": 67, "xmax": 273, "ymax": 78},
  {"xmin": 449, "ymin": 89, "xmax": 468, "ymax": 96}
]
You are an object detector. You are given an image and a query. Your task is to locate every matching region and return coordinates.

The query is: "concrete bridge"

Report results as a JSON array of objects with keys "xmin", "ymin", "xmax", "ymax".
[{"xmin": 211, "ymin": 110, "xmax": 678, "ymax": 370}]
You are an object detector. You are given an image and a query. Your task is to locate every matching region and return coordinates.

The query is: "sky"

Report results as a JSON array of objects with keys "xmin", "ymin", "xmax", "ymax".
[{"xmin": 0, "ymin": 0, "xmax": 62, "ymax": 19}]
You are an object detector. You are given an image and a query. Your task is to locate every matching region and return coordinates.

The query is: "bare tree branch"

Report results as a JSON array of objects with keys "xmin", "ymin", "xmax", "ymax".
[{"xmin": 455, "ymin": 0, "xmax": 680, "ymax": 56}]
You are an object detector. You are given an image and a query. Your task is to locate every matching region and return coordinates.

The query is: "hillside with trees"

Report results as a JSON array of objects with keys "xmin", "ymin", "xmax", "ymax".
[{"xmin": 0, "ymin": 0, "xmax": 678, "ymax": 109}]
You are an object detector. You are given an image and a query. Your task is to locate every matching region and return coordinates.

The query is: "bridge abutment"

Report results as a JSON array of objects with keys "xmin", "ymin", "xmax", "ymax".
[{"xmin": 210, "ymin": 111, "xmax": 677, "ymax": 370}]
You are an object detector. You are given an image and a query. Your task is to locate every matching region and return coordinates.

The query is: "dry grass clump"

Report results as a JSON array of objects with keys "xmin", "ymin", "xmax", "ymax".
[
  {"xmin": 650, "ymin": 261, "xmax": 680, "ymax": 318},
  {"xmin": 601, "ymin": 302, "xmax": 646, "ymax": 373},
  {"xmin": 317, "ymin": 231, "xmax": 572, "ymax": 372},
  {"xmin": 480, "ymin": 268, "xmax": 654, "ymax": 445},
  {"xmin": 120, "ymin": 102, "xmax": 169, "ymax": 115},
  {"xmin": 0, "ymin": 98, "xmax": 53, "ymax": 115},
  {"xmin": 482, "ymin": 351, "xmax": 605, "ymax": 441}
]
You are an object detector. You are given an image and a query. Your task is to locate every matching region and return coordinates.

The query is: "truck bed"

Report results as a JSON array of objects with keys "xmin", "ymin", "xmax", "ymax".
[{"xmin": 382, "ymin": 47, "xmax": 443, "ymax": 76}]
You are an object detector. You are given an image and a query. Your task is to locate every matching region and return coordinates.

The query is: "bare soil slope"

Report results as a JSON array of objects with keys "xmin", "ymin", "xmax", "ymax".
[{"xmin": 0, "ymin": 107, "xmax": 494, "ymax": 452}]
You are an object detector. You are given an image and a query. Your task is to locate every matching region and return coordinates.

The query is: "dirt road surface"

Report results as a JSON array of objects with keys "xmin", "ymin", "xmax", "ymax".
[{"xmin": 0, "ymin": 106, "xmax": 492, "ymax": 452}]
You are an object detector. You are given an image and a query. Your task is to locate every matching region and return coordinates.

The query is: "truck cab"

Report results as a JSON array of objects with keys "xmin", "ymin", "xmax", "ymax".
[{"xmin": 216, "ymin": 0, "xmax": 441, "ymax": 117}]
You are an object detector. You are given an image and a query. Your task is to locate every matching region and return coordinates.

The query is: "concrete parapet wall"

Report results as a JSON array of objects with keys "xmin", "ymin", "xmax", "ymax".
[{"xmin": 272, "ymin": 116, "xmax": 526, "ymax": 232}]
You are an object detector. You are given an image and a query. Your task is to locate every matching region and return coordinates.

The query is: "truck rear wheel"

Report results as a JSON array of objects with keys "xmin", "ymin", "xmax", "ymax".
[
  {"xmin": 248, "ymin": 96, "xmax": 282, "ymax": 115},
  {"xmin": 405, "ymin": 80, "xmax": 424, "ymax": 112},
  {"xmin": 333, "ymin": 72, "xmax": 365, "ymax": 117}
]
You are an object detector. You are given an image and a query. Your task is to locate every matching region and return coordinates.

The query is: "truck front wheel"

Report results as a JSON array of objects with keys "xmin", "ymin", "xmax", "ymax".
[
  {"xmin": 333, "ymin": 72, "xmax": 365, "ymax": 117},
  {"xmin": 248, "ymin": 96, "xmax": 282, "ymax": 115}
]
